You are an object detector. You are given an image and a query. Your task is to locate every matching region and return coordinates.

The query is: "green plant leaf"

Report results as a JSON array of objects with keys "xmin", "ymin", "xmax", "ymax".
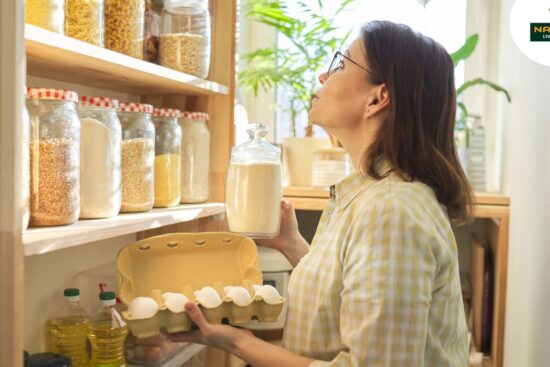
[
  {"xmin": 457, "ymin": 77, "xmax": 512, "ymax": 102},
  {"xmin": 457, "ymin": 102, "xmax": 468, "ymax": 118},
  {"xmin": 451, "ymin": 34, "xmax": 478, "ymax": 66}
]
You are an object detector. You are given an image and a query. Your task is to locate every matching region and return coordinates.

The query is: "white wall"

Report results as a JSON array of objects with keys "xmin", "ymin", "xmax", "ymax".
[{"xmin": 496, "ymin": 1, "xmax": 550, "ymax": 366}]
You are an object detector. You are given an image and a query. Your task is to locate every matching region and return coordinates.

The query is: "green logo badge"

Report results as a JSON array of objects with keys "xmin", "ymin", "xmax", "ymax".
[{"xmin": 530, "ymin": 23, "xmax": 550, "ymax": 41}]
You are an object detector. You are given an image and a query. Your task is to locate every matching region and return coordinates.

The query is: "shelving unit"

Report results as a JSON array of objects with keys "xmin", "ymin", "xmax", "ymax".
[
  {"xmin": 284, "ymin": 186, "xmax": 509, "ymax": 367},
  {"xmin": 1, "ymin": 0, "xmax": 236, "ymax": 366}
]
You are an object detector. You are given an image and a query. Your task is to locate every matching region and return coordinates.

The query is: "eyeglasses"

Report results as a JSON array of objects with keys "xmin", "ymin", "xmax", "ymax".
[{"xmin": 327, "ymin": 51, "xmax": 374, "ymax": 78}]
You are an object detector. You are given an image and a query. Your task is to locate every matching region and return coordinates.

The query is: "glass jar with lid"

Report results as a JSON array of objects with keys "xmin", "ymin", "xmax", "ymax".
[
  {"xmin": 160, "ymin": 0, "xmax": 211, "ymax": 78},
  {"xmin": 26, "ymin": 87, "xmax": 81, "ymax": 227},
  {"xmin": 105, "ymin": 0, "xmax": 145, "ymax": 58},
  {"xmin": 311, "ymin": 147, "xmax": 352, "ymax": 188},
  {"xmin": 118, "ymin": 102, "xmax": 155, "ymax": 212},
  {"xmin": 77, "ymin": 96, "xmax": 122, "ymax": 219},
  {"xmin": 66, "ymin": 0, "xmax": 105, "ymax": 47},
  {"xmin": 179, "ymin": 111, "xmax": 210, "ymax": 203},
  {"xmin": 153, "ymin": 108, "xmax": 182, "ymax": 207},
  {"xmin": 226, "ymin": 123, "xmax": 282, "ymax": 238},
  {"xmin": 26, "ymin": 0, "xmax": 65, "ymax": 34}
]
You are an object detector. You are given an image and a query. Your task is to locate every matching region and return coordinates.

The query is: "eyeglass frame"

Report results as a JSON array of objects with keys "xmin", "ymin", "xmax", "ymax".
[{"xmin": 327, "ymin": 51, "xmax": 381, "ymax": 83}]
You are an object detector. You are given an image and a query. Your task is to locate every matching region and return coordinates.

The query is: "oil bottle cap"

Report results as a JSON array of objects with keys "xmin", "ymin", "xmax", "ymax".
[
  {"xmin": 99, "ymin": 291, "xmax": 116, "ymax": 301},
  {"xmin": 63, "ymin": 288, "xmax": 80, "ymax": 297}
]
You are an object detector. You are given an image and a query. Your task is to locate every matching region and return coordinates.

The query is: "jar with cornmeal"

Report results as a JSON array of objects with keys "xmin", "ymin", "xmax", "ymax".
[
  {"xmin": 160, "ymin": 0, "xmax": 211, "ymax": 78},
  {"xmin": 118, "ymin": 102, "xmax": 155, "ymax": 212},
  {"xmin": 226, "ymin": 123, "xmax": 282, "ymax": 238},
  {"xmin": 152, "ymin": 108, "xmax": 182, "ymax": 207}
]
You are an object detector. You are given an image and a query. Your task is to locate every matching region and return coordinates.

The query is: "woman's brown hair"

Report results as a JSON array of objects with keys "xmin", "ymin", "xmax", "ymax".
[{"xmin": 360, "ymin": 20, "xmax": 473, "ymax": 223}]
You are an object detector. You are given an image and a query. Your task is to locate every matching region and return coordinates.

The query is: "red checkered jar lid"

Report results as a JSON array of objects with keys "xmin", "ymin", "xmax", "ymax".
[
  {"xmin": 26, "ymin": 87, "xmax": 78, "ymax": 103},
  {"xmin": 79, "ymin": 96, "xmax": 119, "ymax": 109},
  {"xmin": 153, "ymin": 108, "xmax": 181, "ymax": 117},
  {"xmin": 119, "ymin": 102, "xmax": 154, "ymax": 114},
  {"xmin": 180, "ymin": 111, "xmax": 209, "ymax": 121}
]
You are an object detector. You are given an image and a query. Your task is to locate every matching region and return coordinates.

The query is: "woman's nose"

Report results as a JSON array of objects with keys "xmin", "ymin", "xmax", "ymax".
[{"xmin": 318, "ymin": 71, "xmax": 328, "ymax": 85}]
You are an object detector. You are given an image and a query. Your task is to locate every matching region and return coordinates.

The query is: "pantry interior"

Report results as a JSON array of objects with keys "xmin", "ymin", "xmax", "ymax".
[{"xmin": 3, "ymin": 0, "xmax": 548, "ymax": 366}]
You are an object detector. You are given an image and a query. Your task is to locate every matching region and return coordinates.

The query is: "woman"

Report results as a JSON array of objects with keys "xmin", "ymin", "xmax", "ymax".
[{"xmin": 166, "ymin": 20, "xmax": 471, "ymax": 366}]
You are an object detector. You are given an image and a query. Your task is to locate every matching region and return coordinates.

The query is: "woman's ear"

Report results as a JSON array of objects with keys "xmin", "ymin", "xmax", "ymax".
[{"xmin": 365, "ymin": 84, "xmax": 389, "ymax": 118}]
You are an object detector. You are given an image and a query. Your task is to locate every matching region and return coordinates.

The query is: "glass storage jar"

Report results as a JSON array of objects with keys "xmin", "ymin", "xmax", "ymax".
[
  {"xmin": 179, "ymin": 111, "xmax": 210, "ymax": 203},
  {"xmin": 160, "ymin": 0, "xmax": 211, "ymax": 78},
  {"xmin": 311, "ymin": 147, "xmax": 352, "ymax": 188},
  {"xmin": 105, "ymin": 0, "xmax": 145, "ymax": 58},
  {"xmin": 144, "ymin": 0, "xmax": 161, "ymax": 63},
  {"xmin": 26, "ymin": 0, "xmax": 65, "ymax": 34},
  {"xmin": 77, "ymin": 97, "xmax": 122, "ymax": 219},
  {"xmin": 153, "ymin": 108, "xmax": 182, "ymax": 207},
  {"xmin": 65, "ymin": 0, "xmax": 104, "ymax": 47},
  {"xmin": 22, "ymin": 89, "xmax": 31, "ymax": 230},
  {"xmin": 118, "ymin": 102, "xmax": 155, "ymax": 212},
  {"xmin": 27, "ymin": 88, "xmax": 81, "ymax": 227},
  {"xmin": 226, "ymin": 123, "xmax": 282, "ymax": 238}
]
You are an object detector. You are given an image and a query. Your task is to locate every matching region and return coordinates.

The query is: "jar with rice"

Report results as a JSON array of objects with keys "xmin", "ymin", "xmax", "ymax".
[
  {"xmin": 152, "ymin": 108, "xmax": 182, "ymax": 207},
  {"xmin": 77, "ymin": 96, "xmax": 122, "ymax": 218},
  {"xmin": 118, "ymin": 102, "xmax": 155, "ymax": 212},
  {"xmin": 26, "ymin": 88, "xmax": 81, "ymax": 227},
  {"xmin": 160, "ymin": 0, "xmax": 211, "ymax": 78}
]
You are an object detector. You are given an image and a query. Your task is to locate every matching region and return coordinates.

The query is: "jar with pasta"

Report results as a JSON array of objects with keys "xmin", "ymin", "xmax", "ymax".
[
  {"xmin": 65, "ymin": 0, "xmax": 104, "ymax": 47},
  {"xmin": 152, "ymin": 108, "xmax": 181, "ymax": 207},
  {"xmin": 179, "ymin": 111, "xmax": 209, "ymax": 203},
  {"xmin": 26, "ymin": 0, "xmax": 65, "ymax": 34},
  {"xmin": 26, "ymin": 88, "xmax": 81, "ymax": 227},
  {"xmin": 118, "ymin": 102, "xmax": 155, "ymax": 212},
  {"xmin": 160, "ymin": 0, "xmax": 211, "ymax": 78},
  {"xmin": 77, "ymin": 97, "xmax": 122, "ymax": 219},
  {"xmin": 105, "ymin": 0, "xmax": 145, "ymax": 58}
]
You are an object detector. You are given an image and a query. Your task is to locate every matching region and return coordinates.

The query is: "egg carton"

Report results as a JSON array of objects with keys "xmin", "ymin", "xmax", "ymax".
[{"xmin": 116, "ymin": 232, "xmax": 285, "ymax": 339}]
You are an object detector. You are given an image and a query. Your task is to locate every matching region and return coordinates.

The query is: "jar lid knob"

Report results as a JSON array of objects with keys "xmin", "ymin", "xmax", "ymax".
[{"xmin": 246, "ymin": 123, "xmax": 269, "ymax": 141}]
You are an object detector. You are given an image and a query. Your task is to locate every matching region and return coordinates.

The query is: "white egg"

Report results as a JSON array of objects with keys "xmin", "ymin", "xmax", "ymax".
[
  {"xmin": 226, "ymin": 286, "xmax": 253, "ymax": 307},
  {"xmin": 162, "ymin": 292, "xmax": 174, "ymax": 301},
  {"xmin": 252, "ymin": 284, "xmax": 261, "ymax": 292},
  {"xmin": 128, "ymin": 297, "xmax": 159, "ymax": 319},
  {"xmin": 255, "ymin": 285, "xmax": 281, "ymax": 305},
  {"xmin": 164, "ymin": 293, "xmax": 189, "ymax": 313},
  {"xmin": 194, "ymin": 286, "xmax": 222, "ymax": 308}
]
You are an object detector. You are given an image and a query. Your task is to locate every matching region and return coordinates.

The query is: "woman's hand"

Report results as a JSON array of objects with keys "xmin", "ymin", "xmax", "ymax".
[
  {"xmin": 163, "ymin": 302, "xmax": 252, "ymax": 352},
  {"xmin": 256, "ymin": 200, "xmax": 301, "ymax": 253}
]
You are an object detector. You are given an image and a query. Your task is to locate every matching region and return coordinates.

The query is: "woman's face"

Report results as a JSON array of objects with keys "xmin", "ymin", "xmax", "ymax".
[{"xmin": 309, "ymin": 38, "xmax": 375, "ymax": 133}]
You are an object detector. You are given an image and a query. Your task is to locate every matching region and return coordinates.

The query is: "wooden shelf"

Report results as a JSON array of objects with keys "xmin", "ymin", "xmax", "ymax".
[
  {"xmin": 23, "ymin": 203, "xmax": 225, "ymax": 256},
  {"xmin": 25, "ymin": 24, "xmax": 229, "ymax": 96}
]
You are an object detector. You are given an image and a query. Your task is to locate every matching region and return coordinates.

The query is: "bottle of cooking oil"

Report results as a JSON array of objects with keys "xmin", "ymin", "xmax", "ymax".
[
  {"xmin": 88, "ymin": 291, "xmax": 128, "ymax": 366},
  {"xmin": 48, "ymin": 288, "xmax": 91, "ymax": 367}
]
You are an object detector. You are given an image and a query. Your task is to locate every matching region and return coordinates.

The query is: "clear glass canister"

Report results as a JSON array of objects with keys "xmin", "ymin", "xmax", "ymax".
[
  {"xmin": 27, "ymin": 88, "xmax": 81, "ymax": 227},
  {"xmin": 118, "ymin": 102, "xmax": 155, "ymax": 212},
  {"xmin": 26, "ymin": 0, "xmax": 65, "ymax": 34},
  {"xmin": 153, "ymin": 108, "xmax": 182, "ymax": 207},
  {"xmin": 179, "ymin": 111, "xmax": 210, "ymax": 203},
  {"xmin": 226, "ymin": 123, "xmax": 282, "ymax": 238},
  {"xmin": 65, "ymin": 0, "xmax": 104, "ymax": 47},
  {"xmin": 144, "ymin": 0, "xmax": 161, "ymax": 63},
  {"xmin": 160, "ymin": 0, "xmax": 211, "ymax": 78},
  {"xmin": 22, "ymin": 89, "xmax": 30, "ymax": 230},
  {"xmin": 311, "ymin": 147, "xmax": 352, "ymax": 188},
  {"xmin": 105, "ymin": 0, "xmax": 145, "ymax": 58},
  {"xmin": 77, "ymin": 97, "xmax": 122, "ymax": 219}
]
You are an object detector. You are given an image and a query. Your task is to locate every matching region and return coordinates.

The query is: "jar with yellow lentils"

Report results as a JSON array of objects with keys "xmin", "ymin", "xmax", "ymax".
[
  {"xmin": 26, "ymin": 0, "xmax": 65, "ymax": 34},
  {"xmin": 65, "ymin": 0, "xmax": 104, "ymax": 47},
  {"xmin": 105, "ymin": 0, "xmax": 145, "ymax": 58}
]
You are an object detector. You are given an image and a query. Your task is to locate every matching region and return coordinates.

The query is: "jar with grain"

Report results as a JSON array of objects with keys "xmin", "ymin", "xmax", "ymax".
[
  {"xmin": 105, "ymin": 0, "xmax": 145, "ymax": 58},
  {"xmin": 226, "ymin": 123, "xmax": 282, "ymax": 238},
  {"xmin": 160, "ymin": 0, "xmax": 211, "ymax": 78},
  {"xmin": 22, "ymin": 89, "xmax": 31, "ymax": 230},
  {"xmin": 118, "ymin": 102, "xmax": 155, "ymax": 212},
  {"xmin": 26, "ymin": 0, "xmax": 65, "ymax": 34},
  {"xmin": 65, "ymin": 0, "xmax": 104, "ymax": 47},
  {"xmin": 77, "ymin": 97, "xmax": 122, "ymax": 219},
  {"xmin": 179, "ymin": 111, "xmax": 210, "ymax": 203},
  {"xmin": 26, "ymin": 88, "xmax": 81, "ymax": 227},
  {"xmin": 153, "ymin": 108, "xmax": 181, "ymax": 207}
]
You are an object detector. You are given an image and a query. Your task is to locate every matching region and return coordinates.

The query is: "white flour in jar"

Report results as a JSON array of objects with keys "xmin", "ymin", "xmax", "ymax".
[
  {"xmin": 80, "ymin": 117, "xmax": 121, "ymax": 218},
  {"xmin": 226, "ymin": 162, "xmax": 282, "ymax": 237}
]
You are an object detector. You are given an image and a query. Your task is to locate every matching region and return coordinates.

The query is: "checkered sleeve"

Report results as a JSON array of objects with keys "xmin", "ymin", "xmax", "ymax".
[{"xmin": 310, "ymin": 198, "xmax": 437, "ymax": 366}]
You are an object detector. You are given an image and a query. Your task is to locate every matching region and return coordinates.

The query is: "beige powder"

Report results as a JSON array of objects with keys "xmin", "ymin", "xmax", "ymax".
[{"xmin": 226, "ymin": 162, "xmax": 282, "ymax": 237}]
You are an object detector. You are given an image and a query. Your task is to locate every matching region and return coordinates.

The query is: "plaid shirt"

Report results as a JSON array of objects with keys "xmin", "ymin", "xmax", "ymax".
[{"xmin": 282, "ymin": 171, "xmax": 468, "ymax": 366}]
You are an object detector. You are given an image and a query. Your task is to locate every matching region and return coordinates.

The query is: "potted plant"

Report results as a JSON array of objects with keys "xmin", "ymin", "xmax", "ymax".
[{"xmin": 238, "ymin": 0, "xmax": 355, "ymax": 186}]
